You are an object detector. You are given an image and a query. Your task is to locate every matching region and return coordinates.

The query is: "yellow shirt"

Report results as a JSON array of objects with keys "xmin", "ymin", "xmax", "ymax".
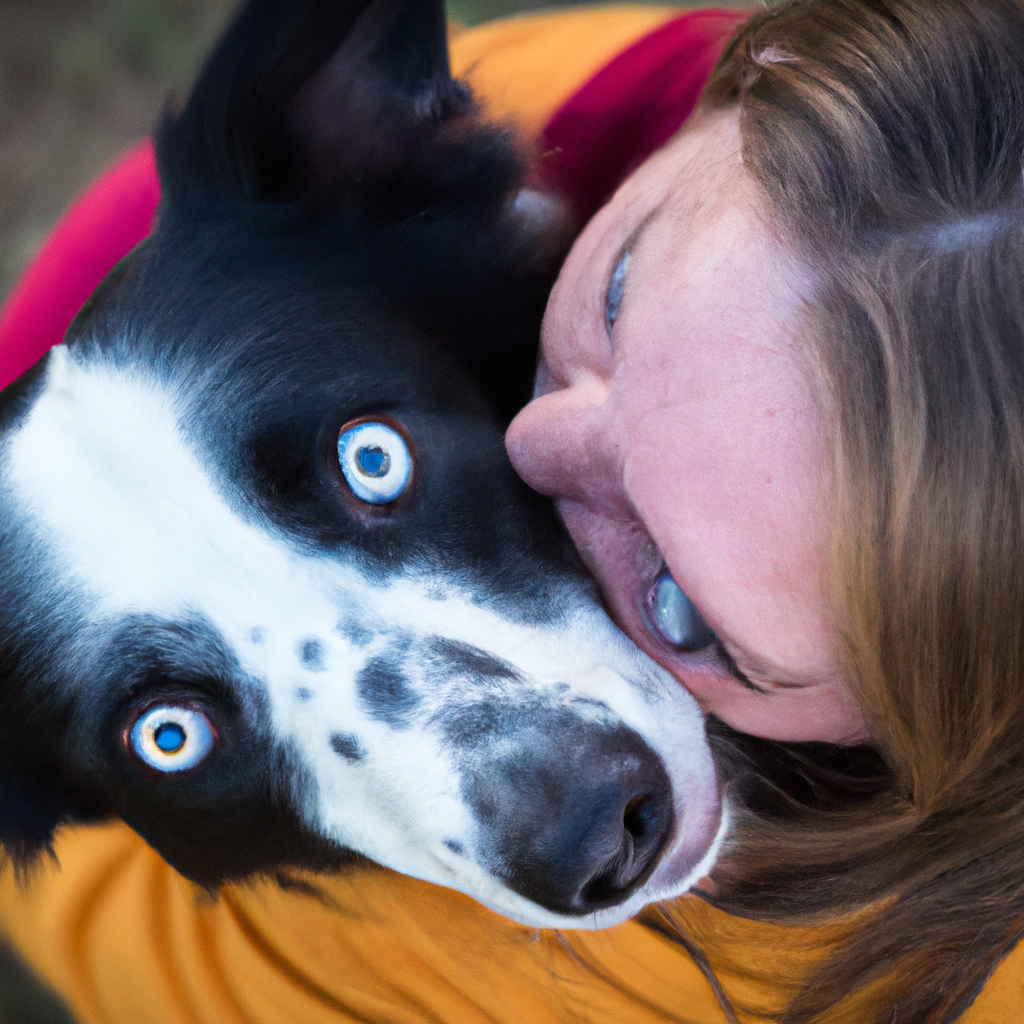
[{"xmin": 3, "ymin": 9, "xmax": 1023, "ymax": 1023}]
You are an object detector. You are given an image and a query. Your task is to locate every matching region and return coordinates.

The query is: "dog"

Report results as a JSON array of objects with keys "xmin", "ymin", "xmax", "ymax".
[{"xmin": 0, "ymin": 0, "xmax": 723, "ymax": 931}]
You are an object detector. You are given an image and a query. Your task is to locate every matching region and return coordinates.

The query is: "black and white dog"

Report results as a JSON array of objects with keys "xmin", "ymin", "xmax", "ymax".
[{"xmin": 0, "ymin": 0, "xmax": 723, "ymax": 929}]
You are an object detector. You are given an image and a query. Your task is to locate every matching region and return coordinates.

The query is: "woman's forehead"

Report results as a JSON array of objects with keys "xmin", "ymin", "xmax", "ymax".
[{"xmin": 628, "ymin": 107, "xmax": 750, "ymax": 221}]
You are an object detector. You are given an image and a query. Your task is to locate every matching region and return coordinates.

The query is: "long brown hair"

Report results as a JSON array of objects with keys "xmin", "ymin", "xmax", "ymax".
[{"xmin": 658, "ymin": 1, "xmax": 1024, "ymax": 1021}]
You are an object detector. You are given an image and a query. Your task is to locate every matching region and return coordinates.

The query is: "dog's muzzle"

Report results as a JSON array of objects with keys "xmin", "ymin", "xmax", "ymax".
[{"xmin": 461, "ymin": 711, "xmax": 673, "ymax": 914}]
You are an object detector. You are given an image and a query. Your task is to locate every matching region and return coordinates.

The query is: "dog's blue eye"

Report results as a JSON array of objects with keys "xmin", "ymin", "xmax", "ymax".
[
  {"xmin": 357, "ymin": 446, "xmax": 389, "ymax": 477},
  {"xmin": 606, "ymin": 251, "xmax": 629, "ymax": 336},
  {"xmin": 130, "ymin": 706, "xmax": 215, "ymax": 772},
  {"xmin": 338, "ymin": 420, "xmax": 413, "ymax": 504},
  {"xmin": 154, "ymin": 722, "xmax": 187, "ymax": 753},
  {"xmin": 648, "ymin": 572, "xmax": 716, "ymax": 652}
]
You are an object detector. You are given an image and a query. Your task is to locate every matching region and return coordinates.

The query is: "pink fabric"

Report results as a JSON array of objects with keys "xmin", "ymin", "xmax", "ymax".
[
  {"xmin": 539, "ymin": 9, "xmax": 747, "ymax": 223},
  {"xmin": 0, "ymin": 140, "xmax": 159, "ymax": 390},
  {"xmin": 0, "ymin": 9, "xmax": 747, "ymax": 391}
]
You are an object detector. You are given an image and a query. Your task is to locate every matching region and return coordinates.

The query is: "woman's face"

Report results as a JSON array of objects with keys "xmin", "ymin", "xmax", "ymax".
[{"xmin": 507, "ymin": 108, "xmax": 869, "ymax": 745}]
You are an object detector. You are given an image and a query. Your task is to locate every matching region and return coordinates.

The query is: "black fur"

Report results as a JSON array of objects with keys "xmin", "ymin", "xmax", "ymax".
[
  {"xmin": 357, "ymin": 648, "xmax": 421, "ymax": 727},
  {"xmin": 0, "ymin": 0, "xmax": 576, "ymax": 884}
]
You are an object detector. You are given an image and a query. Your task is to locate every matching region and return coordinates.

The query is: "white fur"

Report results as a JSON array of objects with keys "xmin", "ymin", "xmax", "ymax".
[{"xmin": 3, "ymin": 346, "xmax": 722, "ymax": 928}]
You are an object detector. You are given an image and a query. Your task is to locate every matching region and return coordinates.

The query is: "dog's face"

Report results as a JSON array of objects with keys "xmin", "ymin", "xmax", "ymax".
[{"xmin": 0, "ymin": 0, "xmax": 722, "ymax": 929}]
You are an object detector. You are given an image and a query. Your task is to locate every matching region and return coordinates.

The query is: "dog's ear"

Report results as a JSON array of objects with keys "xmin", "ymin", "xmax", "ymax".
[{"xmin": 157, "ymin": 0, "xmax": 479, "ymax": 208}]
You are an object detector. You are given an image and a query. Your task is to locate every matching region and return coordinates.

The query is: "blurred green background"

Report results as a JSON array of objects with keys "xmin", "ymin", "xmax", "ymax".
[{"xmin": 0, "ymin": 0, "xmax": 728, "ymax": 1020}]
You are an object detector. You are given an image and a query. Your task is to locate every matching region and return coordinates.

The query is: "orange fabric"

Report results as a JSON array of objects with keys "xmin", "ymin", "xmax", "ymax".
[
  {"xmin": 6, "ymin": 821, "xmax": 1021, "ymax": 1023},
  {"xmin": 449, "ymin": 6, "xmax": 682, "ymax": 141},
  {"xmin": 3, "ymin": 8, "xmax": 1024, "ymax": 1023},
  {"xmin": 0, "ymin": 824, "xmax": 728, "ymax": 1024}
]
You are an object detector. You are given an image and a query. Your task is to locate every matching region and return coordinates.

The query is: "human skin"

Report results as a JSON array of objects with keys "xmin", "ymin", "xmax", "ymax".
[{"xmin": 506, "ymin": 107, "xmax": 869, "ymax": 745}]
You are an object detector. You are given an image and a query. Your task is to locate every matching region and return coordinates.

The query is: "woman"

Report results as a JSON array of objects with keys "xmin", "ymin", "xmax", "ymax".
[
  {"xmin": 2, "ymin": 1, "xmax": 1023, "ymax": 1022},
  {"xmin": 511, "ymin": 0, "xmax": 1024, "ymax": 1018}
]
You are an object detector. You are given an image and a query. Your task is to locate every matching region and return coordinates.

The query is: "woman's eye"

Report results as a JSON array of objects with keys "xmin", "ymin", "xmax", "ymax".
[
  {"xmin": 337, "ymin": 420, "xmax": 413, "ymax": 504},
  {"xmin": 129, "ymin": 705, "xmax": 215, "ymax": 772},
  {"xmin": 648, "ymin": 572, "xmax": 717, "ymax": 652},
  {"xmin": 605, "ymin": 251, "xmax": 629, "ymax": 336}
]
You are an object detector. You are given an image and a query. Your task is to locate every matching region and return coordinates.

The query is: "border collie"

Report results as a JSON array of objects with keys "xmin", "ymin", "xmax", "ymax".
[{"xmin": 0, "ymin": 0, "xmax": 723, "ymax": 930}]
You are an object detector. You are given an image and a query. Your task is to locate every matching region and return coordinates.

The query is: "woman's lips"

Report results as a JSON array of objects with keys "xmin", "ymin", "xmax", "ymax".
[{"xmin": 556, "ymin": 498, "xmax": 664, "ymax": 645}]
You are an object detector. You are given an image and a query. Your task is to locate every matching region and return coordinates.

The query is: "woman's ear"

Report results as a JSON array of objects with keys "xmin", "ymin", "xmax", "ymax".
[{"xmin": 156, "ymin": 0, "xmax": 473, "ymax": 209}]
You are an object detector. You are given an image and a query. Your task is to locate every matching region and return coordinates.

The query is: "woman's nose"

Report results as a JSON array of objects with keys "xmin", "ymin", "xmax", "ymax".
[{"xmin": 506, "ymin": 370, "xmax": 624, "ymax": 512}]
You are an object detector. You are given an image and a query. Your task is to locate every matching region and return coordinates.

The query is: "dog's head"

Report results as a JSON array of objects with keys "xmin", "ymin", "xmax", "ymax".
[{"xmin": 0, "ymin": 0, "xmax": 722, "ymax": 928}]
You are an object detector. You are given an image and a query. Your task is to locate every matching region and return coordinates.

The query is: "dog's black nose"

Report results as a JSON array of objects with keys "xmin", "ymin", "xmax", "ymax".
[{"xmin": 462, "ymin": 714, "xmax": 674, "ymax": 915}]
